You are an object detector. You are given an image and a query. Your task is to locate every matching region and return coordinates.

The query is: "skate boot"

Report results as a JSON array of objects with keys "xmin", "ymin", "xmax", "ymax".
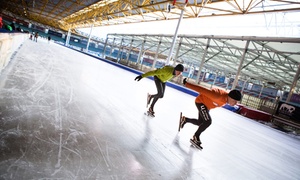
[
  {"xmin": 190, "ymin": 135, "xmax": 203, "ymax": 150},
  {"xmin": 147, "ymin": 107, "xmax": 155, "ymax": 117},
  {"xmin": 180, "ymin": 116, "xmax": 186, "ymax": 129}
]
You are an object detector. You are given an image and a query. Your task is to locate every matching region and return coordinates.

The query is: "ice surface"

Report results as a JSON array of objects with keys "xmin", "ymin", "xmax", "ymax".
[{"xmin": 0, "ymin": 39, "xmax": 299, "ymax": 179}]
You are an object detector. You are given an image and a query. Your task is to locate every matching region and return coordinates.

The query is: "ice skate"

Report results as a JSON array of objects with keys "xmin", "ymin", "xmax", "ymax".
[
  {"xmin": 178, "ymin": 112, "xmax": 185, "ymax": 132},
  {"xmin": 146, "ymin": 107, "xmax": 155, "ymax": 117},
  {"xmin": 190, "ymin": 135, "xmax": 203, "ymax": 150},
  {"xmin": 180, "ymin": 115, "xmax": 186, "ymax": 129}
]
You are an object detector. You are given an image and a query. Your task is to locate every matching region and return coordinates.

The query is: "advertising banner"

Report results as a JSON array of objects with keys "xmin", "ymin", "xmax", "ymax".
[{"xmin": 276, "ymin": 101, "xmax": 300, "ymax": 122}]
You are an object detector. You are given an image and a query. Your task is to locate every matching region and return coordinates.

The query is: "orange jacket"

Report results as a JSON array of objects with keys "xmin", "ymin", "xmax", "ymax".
[{"xmin": 185, "ymin": 82, "xmax": 229, "ymax": 110}]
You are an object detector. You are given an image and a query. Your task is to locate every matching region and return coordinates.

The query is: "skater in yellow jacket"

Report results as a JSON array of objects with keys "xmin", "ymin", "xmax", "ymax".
[
  {"xmin": 134, "ymin": 64, "xmax": 184, "ymax": 116},
  {"xmin": 179, "ymin": 78, "xmax": 242, "ymax": 149}
]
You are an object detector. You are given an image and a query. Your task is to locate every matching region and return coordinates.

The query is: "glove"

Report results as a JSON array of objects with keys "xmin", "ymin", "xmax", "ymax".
[
  {"xmin": 135, "ymin": 75, "xmax": 143, "ymax": 81},
  {"xmin": 183, "ymin": 78, "xmax": 187, "ymax": 85}
]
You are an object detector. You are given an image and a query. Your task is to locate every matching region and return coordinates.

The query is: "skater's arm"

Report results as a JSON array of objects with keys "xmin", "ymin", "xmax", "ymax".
[
  {"xmin": 185, "ymin": 82, "xmax": 211, "ymax": 95},
  {"xmin": 185, "ymin": 82, "xmax": 227, "ymax": 99}
]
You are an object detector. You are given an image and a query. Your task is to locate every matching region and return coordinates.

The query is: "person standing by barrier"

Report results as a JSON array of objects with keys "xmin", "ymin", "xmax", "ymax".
[
  {"xmin": 10, "ymin": 21, "xmax": 16, "ymax": 31},
  {"xmin": 179, "ymin": 78, "xmax": 242, "ymax": 149},
  {"xmin": 134, "ymin": 64, "xmax": 184, "ymax": 117},
  {"xmin": 34, "ymin": 32, "xmax": 39, "ymax": 42},
  {"xmin": 48, "ymin": 36, "xmax": 51, "ymax": 43},
  {"xmin": 0, "ymin": 15, "xmax": 3, "ymax": 29},
  {"xmin": 188, "ymin": 66, "xmax": 194, "ymax": 79}
]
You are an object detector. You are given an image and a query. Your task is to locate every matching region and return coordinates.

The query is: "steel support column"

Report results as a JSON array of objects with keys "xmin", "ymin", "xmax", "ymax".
[
  {"xmin": 196, "ymin": 38, "xmax": 211, "ymax": 84},
  {"xmin": 232, "ymin": 40, "xmax": 250, "ymax": 90},
  {"xmin": 173, "ymin": 37, "xmax": 183, "ymax": 66},
  {"xmin": 137, "ymin": 39, "xmax": 145, "ymax": 66},
  {"xmin": 166, "ymin": 6, "xmax": 185, "ymax": 65},
  {"xmin": 152, "ymin": 37, "xmax": 162, "ymax": 69},
  {"xmin": 65, "ymin": 29, "xmax": 71, "ymax": 46},
  {"xmin": 287, "ymin": 63, "xmax": 300, "ymax": 102},
  {"xmin": 86, "ymin": 22, "xmax": 94, "ymax": 52},
  {"xmin": 126, "ymin": 38, "xmax": 134, "ymax": 64},
  {"xmin": 102, "ymin": 35, "xmax": 109, "ymax": 58}
]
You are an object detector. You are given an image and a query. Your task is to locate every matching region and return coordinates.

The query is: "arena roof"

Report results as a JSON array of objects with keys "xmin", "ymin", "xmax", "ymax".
[{"xmin": 1, "ymin": 0, "xmax": 300, "ymax": 32}]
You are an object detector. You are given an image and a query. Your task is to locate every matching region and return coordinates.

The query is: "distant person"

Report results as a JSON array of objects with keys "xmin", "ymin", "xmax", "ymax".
[
  {"xmin": 10, "ymin": 21, "xmax": 16, "ymax": 31},
  {"xmin": 34, "ymin": 32, "xmax": 39, "ymax": 42},
  {"xmin": 4, "ymin": 24, "xmax": 12, "ymax": 31},
  {"xmin": 48, "ymin": 36, "xmax": 51, "ymax": 43},
  {"xmin": 134, "ymin": 64, "xmax": 184, "ymax": 117},
  {"xmin": 32, "ymin": 32, "xmax": 36, "ymax": 41},
  {"xmin": 188, "ymin": 66, "xmax": 194, "ymax": 78},
  {"xmin": 16, "ymin": 27, "xmax": 23, "ymax": 32},
  {"xmin": 179, "ymin": 78, "xmax": 242, "ymax": 149},
  {"xmin": 0, "ymin": 16, "xmax": 3, "ymax": 29}
]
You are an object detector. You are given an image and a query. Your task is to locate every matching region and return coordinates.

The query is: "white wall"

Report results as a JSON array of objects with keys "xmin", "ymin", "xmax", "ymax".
[{"xmin": 0, "ymin": 33, "xmax": 28, "ymax": 73}]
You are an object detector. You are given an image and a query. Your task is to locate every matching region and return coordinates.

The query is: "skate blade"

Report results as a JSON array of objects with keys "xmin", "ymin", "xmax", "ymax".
[
  {"xmin": 190, "ymin": 139, "xmax": 203, "ymax": 150},
  {"xmin": 144, "ymin": 111, "xmax": 155, "ymax": 117},
  {"xmin": 178, "ymin": 112, "xmax": 182, "ymax": 132}
]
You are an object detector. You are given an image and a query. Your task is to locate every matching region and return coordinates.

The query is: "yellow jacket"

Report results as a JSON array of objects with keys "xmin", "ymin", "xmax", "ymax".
[{"xmin": 142, "ymin": 66, "xmax": 175, "ymax": 83}]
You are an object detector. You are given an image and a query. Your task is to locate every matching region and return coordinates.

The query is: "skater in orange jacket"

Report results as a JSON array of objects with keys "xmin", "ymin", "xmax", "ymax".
[{"xmin": 179, "ymin": 78, "xmax": 242, "ymax": 149}]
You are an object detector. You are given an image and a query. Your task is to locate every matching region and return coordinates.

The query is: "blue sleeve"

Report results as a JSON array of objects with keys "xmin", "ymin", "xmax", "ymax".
[{"xmin": 222, "ymin": 104, "xmax": 240, "ymax": 113}]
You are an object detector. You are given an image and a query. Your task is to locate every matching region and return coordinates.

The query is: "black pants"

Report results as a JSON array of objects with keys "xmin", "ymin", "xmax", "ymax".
[
  {"xmin": 149, "ymin": 76, "xmax": 166, "ymax": 111},
  {"xmin": 185, "ymin": 103, "xmax": 212, "ymax": 142}
]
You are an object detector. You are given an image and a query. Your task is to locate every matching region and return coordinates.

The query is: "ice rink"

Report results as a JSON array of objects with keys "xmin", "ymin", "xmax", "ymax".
[{"xmin": 0, "ymin": 39, "xmax": 299, "ymax": 180}]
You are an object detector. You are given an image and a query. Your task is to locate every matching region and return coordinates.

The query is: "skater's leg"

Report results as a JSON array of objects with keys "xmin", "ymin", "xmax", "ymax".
[
  {"xmin": 194, "ymin": 103, "xmax": 211, "ymax": 142},
  {"xmin": 184, "ymin": 117, "xmax": 200, "ymax": 125},
  {"xmin": 147, "ymin": 76, "xmax": 161, "ymax": 105},
  {"xmin": 184, "ymin": 103, "xmax": 207, "ymax": 125},
  {"xmin": 147, "ymin": 93, "xmax": 152, "ymax": 107},
  {"xmin": 149, "ymin": 76, "xmax": 165, "ymax": 111}
]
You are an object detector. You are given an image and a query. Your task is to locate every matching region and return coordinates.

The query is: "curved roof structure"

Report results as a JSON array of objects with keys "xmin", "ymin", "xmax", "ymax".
[
  {"xmin": 1, "ymin": 0, "xmax": 300, "ymax": 31},
  {"xmin": 105, "ymin": 33, "xmax": 300, "ymax": 90}
]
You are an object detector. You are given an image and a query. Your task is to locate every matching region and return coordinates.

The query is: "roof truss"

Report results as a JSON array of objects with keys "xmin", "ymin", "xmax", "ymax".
[
  {"xmin": 1, "ymin": 0, "xmax": 300, "ymax": 31},
  {"xmin": 105, "ymin": 33, "xmax": 300, "ymax": 89}
]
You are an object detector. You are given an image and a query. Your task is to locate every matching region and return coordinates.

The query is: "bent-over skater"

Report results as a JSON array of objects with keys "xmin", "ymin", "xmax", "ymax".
[
  {"xmin": 179, "ymin": 78, "xmax": 242, "ymax": 149},
  {"xmin": 134, "ymin": 64, "xmax": 184, "ymax": 117}
]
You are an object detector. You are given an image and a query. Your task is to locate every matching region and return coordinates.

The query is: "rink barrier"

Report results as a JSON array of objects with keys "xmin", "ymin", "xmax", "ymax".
[
  {"xmin": 0, "ymin": 32, "xmax": 28, "ymax": 74},
  {"xmin": 239, "ymin": 105, "xmax": 272, "ymax": 122},
  {"xmin": 272, "ymin": 115, "xmax": 300, "ymax": 130},
  {"xmin": 62, "ymin": 45, "xmax": 199, "ymax": 97}
]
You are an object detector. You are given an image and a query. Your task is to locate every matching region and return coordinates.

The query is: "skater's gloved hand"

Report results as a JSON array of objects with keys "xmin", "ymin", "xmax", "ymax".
[
  {"xmin": 183, "ymin": 78, "xmax": 187, "ymax": 85},
  {"xmin": 135, "ymin": 75, "xmax": 143, "ymax": 81}
]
